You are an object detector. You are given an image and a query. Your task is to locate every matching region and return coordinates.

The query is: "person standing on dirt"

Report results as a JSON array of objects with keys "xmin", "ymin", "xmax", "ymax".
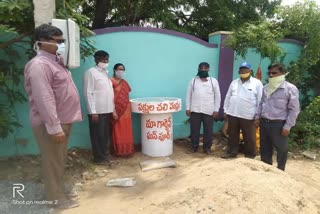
[
  {"xmin": 186, "ymin": 62, "xmax": 221, "ymax": 155},
  {"xmin": 222, "ymin": 62, "xmax": 263, "ymax": 159},
  {"xmin": 24, "ymin": 24, "xmax": 82, "ymax": 209},
  {"xmin": 256, "ymin": 63, "xmax": 300, "ymax": 171},
  {"xmin": 83, "ymin": 50, "xmax": 118, "ymax": 166}
]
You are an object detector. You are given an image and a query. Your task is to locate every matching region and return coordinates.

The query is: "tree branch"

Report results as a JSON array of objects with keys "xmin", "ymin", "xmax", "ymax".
[{"xmin": 0, "ymin": 33, "xmax": 29, "ymax": 50}]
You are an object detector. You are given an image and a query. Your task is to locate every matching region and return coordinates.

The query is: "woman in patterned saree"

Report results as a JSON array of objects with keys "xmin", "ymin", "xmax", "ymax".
[{"xmin": 110, "ymin": 63, "xmax": 135, "ymax": 156}]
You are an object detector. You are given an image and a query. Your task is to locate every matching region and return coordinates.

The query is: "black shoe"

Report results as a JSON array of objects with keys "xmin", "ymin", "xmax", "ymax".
[
  {"xmin": 93, "ymin": 159, "xmax": 112, "ymax": 167},
  {"xmin": 186, "ymin": 147, "xmax": 198, "ymax": 154},
  {"xmin": 244, "ymin": 155, "xmax": 256, "ymax": 159},
  {"xmin": 221, "ymin": 152, "xmax": 237, "ymax": 159},
  {"xmin": 204, "ymin": 150, "xmax": 213, "ymax": 156}
]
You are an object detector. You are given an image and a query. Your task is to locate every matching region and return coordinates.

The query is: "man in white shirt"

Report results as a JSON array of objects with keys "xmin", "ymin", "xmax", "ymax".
[
  {"xmin": 83, "ymin": 50, "xmax": 118, "ymax": 165},
  {"xmin": 222, "ymin": 62, "xmax": 263, "ymax": 159},
  {"xmin": 186, "ymin": 62, "xmax": 221, "ymax": 155}
]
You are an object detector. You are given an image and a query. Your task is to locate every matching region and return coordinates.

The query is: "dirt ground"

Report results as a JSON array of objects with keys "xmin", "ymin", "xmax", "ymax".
[{"xmin": 0, "ymin": 136, "xmax": 320, "ymax": 214}]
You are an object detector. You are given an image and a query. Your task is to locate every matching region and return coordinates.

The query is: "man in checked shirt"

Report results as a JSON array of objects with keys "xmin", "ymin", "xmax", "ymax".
[
  {"xmin": 24, "ymin": 24, "xmax": 82, "ymax": 209},
  {"xmin": 256, "ymin": 63, "xmax": 300, "ymax": 171}
]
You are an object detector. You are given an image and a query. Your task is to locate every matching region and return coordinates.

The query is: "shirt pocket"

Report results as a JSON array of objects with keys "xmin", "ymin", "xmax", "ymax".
[
  {"xmin": 95, "ymin": 76, "xmax": 108, "ymax": 91},
  {"xmin": 240, "ymin": 87, "xmax": 256, "ymax": 101}
]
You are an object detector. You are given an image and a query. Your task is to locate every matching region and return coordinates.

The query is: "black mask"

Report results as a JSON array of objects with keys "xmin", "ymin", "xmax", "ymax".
[{"xmin": 197, "ymin": 70, "xmax": 209, "ymax": 78}]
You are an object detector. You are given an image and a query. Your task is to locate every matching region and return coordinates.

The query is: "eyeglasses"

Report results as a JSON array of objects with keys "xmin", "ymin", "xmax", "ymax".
[
  {"xmin": 267, "ymin": 71, "xmax": 280, "ymax": 76},
  {"xmin": 49, "ymin": 38, "xmax": 66, "ymax": 44}
]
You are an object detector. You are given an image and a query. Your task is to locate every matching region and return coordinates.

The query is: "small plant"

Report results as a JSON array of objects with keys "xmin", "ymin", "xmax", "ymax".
[{"xmin": 289, "ymin": 96, "xmax": 320, "ymax": 149}]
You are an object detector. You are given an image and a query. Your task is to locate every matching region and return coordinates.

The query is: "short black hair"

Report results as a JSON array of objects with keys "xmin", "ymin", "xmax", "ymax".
[
  {"xmin": 268, "ymin": 63, "xmax": 287, "ymax": 74},
  {"xmin": 198, "ymin": 62, "xmax": 210, "ymax": 69},
  {"xmin": 94, "ymin": 50, "xmax": 109, "ymax": 63},
  {"xmin": 94, "ymin": 50, "xmax": 109, "ymax": 58},
  {"xmin": 34, "ymin": 24, "xmax": 63, "ymax": 41},
  {"xmin": 113, "ymin": 63, "xmax": 125, "ymax": 70}
]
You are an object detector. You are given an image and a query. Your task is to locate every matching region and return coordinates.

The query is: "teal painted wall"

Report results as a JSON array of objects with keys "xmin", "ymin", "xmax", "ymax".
[
  {"xmin": 0, "ymin": 29, "xmax": 219, "ymax": 157},
  {"xmin": 74, "ymin": 31, "xmax": 220, "ymax": 149}
]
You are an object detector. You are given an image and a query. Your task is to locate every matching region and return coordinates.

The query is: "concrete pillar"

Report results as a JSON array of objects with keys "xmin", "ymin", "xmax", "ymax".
[
  {"xmin": 33, "ymin": 0, "xmax": 56, "ymax": 27},
  {"xmin": 208, "ymin": 31, "xmax": 234, "ymax": 118}
]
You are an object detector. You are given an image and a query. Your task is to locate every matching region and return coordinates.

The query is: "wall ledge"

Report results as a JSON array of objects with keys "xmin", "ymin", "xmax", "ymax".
[
  {"xmin": 278, "ymin": 39, "xmax": 304, "ymax": 46},
  {"xmin": 207, "ymin": 32, "xmax": 304, "ymax": 47},
  {"xmin": 209, "ymin": 31, "xmax": 233, "ymax": 36}
]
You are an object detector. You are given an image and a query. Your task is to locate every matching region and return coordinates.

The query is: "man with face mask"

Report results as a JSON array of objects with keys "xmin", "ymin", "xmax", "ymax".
[
  {"xmin": 256, "ymin": 63, "xmax": 300, "ymax": 171},
  {"xmin": 222, "ymin": 62, "xmax": 263, "ymax": 159},
  {"xmin": 24, "ymin": 24, "xmax": 82, "ymax": 209},
  {"xmin": 83, "ymin": 50, "xmax": 118, "ymax": 166},
  {"xmin": 186, "ymin": 62, "xmax": 221, "ymax": 155}
]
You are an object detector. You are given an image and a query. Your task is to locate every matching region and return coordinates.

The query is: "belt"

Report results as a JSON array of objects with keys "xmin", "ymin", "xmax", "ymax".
[{"xmin": 261, "ymin": 118, "xmax": 285, "ymax": 123}]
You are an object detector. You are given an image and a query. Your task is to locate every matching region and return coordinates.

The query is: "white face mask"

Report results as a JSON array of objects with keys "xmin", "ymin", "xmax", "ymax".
[
  {"xmin": 98, "ymin": 62, "xmax": 109, "ymax": 70},
  {"xmin": 56, "ymin": 43, "xmax": 65, "ymax": 55},
  {"xmin": 115, "ymin": 70, "xmax": 125, "ymax": 79},
  {"xmin": 35, "ymin": 41, "xmax": 65, "ymax": 55}
]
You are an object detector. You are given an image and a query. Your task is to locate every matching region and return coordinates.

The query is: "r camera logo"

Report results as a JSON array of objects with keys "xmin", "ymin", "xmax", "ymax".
[{"xmin": 12, "ymin": 183, "xmax": 25, "ymax": 198}]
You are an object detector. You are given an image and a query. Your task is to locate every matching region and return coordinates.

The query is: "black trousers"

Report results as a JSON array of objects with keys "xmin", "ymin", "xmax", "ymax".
[
  {"xmin": 88, "ymin": 113, "xmax": 112, "ymax": 162},
  {"xmin": 227, "ymin": 115, "xmax": 256, "ymax": 158},
  {"xmin": 260, "ymin": 120, "xmax": 288, "ymax": 171},
  {"xmin": 190, "ymin": 112, "xmax": 214, "ymax": 151}
]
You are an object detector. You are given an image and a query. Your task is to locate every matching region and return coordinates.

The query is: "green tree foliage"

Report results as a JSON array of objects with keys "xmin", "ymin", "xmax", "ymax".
[
  {"xmin": 81, "ymin": 0, "xmax": 182, "ymax": 29},
  {"xmin": 278, "ymin": 1, "xmax": 320, "ymax": 149},
  {"xmin": 56, "ymin": 0, "xmax": 96, "ymax": 57},
  {"xmin": 0, "ymin": 0, "xmax": 33, "ymax": 138},
  {"xmin": 224, "ymin": 22, "xmax": 284, "ymax": 63},
  {"xmin": 224, "ymin": 0, "xmax": 320, "ymax": 104},
  {"xmin": 289, "ymin": 96, "xmax": 320, "ymax": 149},
  {"xmin": 277, "ymin": 1, "xmax": 320, "ymax": 105},
  {"xmin": 80, "ymin": 0, "xmax": 281, "ymax": 40},
  {"xmin": 0, "ymin": 0, "xmax": 94, "ymax": 139},
  {"xmin": 163, "ymin": 0, "xmax": 281, "ymax": 40}
]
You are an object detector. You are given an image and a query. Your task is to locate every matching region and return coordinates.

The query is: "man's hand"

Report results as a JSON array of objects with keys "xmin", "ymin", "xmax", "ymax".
[
  {"xmin": 91, "ymin": 114, "xmax": 99, "ymax": 123},
  {"xmin": 113, "ymin": 112, "xmax": 118, "ymax": 120},
  {"xmin": 186, "ymin": 110, "xmax": 191, "ymax": 117},
  {"xmin": 254, "ymin": 119, "xmax": 260, "ymax": 127},
  {"xmin": 281, "ymin": 129, "xmax": 290, "ymax": 136},
  {"xmin": 213, "ymin": 112, "xmax": 219, "ymax": 120},
  {"xmin": 223, "ymin": 113, "xmax": 228, "ymax": 121},
  {"xmin": 50, "ymin": 131, "xmax": 66, "ymax": 143}
]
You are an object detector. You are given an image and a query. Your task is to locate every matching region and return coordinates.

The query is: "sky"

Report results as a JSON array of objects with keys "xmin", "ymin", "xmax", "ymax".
[{"xmin": 281, "ymin": 0, "xmax": 320, "ymax": 5}]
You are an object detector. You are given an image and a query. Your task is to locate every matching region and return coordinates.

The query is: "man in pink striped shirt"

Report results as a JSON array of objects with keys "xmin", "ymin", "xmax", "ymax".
[{"xmin": 24, "ymin": 24, "xmax": 82, "ymax": 209}]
